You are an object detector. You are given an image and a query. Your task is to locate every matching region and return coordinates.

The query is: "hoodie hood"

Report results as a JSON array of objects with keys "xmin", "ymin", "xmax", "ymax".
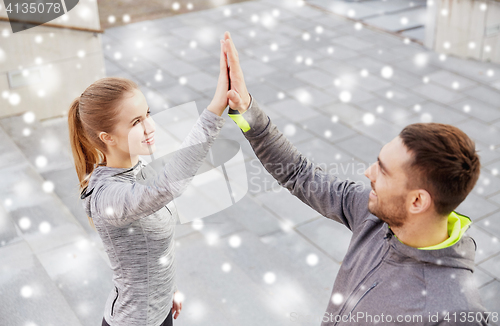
[{"xmin": 386, "ymin": 211, "xmax": 476, "ymax": 272}]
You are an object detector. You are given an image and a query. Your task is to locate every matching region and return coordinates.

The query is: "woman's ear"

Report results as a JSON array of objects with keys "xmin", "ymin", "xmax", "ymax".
[{"xmin": 99, "ymin": 131, "xmax": 115, "ymax": 147}]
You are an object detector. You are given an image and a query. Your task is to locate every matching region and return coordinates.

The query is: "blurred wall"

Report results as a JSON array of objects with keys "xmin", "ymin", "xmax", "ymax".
[
  {"xmin": 0, "ymin": 0, "xmax": 106, "ymax": 120},
  {"xmin": 426, "ymin": 0, "xmax": 500, "ymax": 64}
]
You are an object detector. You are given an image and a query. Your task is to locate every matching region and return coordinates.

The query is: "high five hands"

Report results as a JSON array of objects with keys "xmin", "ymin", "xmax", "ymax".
[{"xmin": 207, "ymin": 31, "xmax": 251, "ymax": 116}]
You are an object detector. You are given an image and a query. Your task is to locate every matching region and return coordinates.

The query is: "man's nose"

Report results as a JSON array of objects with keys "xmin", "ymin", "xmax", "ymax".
[{"xmin": 364, "ymin": 163, "xmax": 375, "ymax": 180}]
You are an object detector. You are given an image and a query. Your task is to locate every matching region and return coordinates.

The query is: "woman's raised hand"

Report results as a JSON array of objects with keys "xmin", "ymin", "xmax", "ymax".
[
  {"xmin": 223, "ymin": 31, "xmax": 251, "ymax": 113},
  {"xmin": 206, "ymin": 38, "xmax": 231, "ymax": 116}
]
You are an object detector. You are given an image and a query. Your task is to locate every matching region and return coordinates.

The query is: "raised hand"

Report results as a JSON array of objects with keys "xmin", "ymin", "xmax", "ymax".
[
  {"xmin": 223, "ymin": 31, "xmax": 251, "ymax": 113},
  {"xmin": 207, "ymin": 38, "xmax": 231, "ymax": 116}
]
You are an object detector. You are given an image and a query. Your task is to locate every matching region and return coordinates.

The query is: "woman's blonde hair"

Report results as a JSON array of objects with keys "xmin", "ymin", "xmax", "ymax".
[{"xmin": 67, "ymin": 77, "xmax": 139, "ymax": 228}]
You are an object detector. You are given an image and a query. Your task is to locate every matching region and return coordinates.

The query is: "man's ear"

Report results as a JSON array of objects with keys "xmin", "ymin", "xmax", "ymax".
[{"xmin": 408, "ymin": 189, "xmax": 432, "ymax": 214}]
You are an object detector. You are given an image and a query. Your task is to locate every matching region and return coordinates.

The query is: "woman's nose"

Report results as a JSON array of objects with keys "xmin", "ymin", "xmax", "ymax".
[{"xmin": 143, "ymin": 116, "xmax": 155, "ymax": 132}]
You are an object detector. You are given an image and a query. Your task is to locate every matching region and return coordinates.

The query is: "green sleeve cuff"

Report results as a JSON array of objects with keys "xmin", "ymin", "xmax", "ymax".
[
  {"xmin": 228, "ymin": 114, "xmax": 251, "ymax": 132},
  {"xmin": 228, "ymin": 93, "xmax": 253, "ymax": 132}
]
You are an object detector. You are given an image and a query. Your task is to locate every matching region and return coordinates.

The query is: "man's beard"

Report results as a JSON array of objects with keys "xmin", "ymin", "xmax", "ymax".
[{"xmin": 368, "ymin": 185, "xmax": 408, "ymax": 228}]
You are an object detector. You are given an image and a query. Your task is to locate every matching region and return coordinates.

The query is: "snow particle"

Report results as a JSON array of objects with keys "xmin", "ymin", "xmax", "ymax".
[
  {"xmin": 306, "ymin": 253, "xmax": 319, "ymax": 266},
  {"xmin": 339, "ymin": 91, "xmax": 351, "ymax": 103},
  {"xmin": 381, "ymin": 66, "xmax": 393, "ymax": 79},
  {"xmin": 331, "ymin": 292, "xmax": 344, "ymax": 305},
  {"xmin": 263, "ymin": 272, "xmax": 276, "ymax": 284},
  {"xmin": 229, "ymin": 235, "xmax": 241, "ymax": 248},
  {"xmin": 363, "ymin": 113, "xmax": 375, "ymax": 126}
]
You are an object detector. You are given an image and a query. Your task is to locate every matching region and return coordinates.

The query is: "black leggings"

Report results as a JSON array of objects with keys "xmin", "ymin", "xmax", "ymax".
[{"xmin": 101, "ymin": 309, "xmax": 173, "ymax": 326}]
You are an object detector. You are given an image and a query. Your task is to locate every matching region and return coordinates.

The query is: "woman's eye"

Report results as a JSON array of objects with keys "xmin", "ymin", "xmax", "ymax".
[{"xmin": 133, "ymin": 111, "xmax": 150, "ymax": 126}]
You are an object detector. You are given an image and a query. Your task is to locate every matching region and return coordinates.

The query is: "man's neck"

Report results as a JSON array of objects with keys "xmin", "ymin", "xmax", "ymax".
[{"xmin": 390, "ymin": 213, "xmax": 449, "ymax": 248}]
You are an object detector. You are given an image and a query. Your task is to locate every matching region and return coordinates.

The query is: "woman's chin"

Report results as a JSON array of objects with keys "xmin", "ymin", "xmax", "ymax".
[{"xmin": 139, "ymin": 143, "xmax": 156, "ymax": 154}]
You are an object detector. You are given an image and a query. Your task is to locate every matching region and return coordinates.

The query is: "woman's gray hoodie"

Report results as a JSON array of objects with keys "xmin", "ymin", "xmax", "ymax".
[{"xmin": 80, "ymin": 109, "xmax": 225, "ymax": 326}]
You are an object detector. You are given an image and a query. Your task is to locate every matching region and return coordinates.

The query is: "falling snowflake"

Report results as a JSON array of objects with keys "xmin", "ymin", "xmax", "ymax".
[
  {"xmin": 222, "ymin": 263, "xmax": 231, "ymax": 272},
  {"xmin": 284, "ymin": 124, "xmax": 296, "ymax": 137},
  {"xmin": 306, "ymin": 253, "xmax": 319, "ymax": 266},
  {"xmin": 39, "ymin": 221, "xmax": 51, "ymax": 233},
  {"xmin": 420, "ymin": 113, "xmax": 432, "ymax": 122},
  {"xmin": 229, "ymin": 235, "xmax": 241, "ymax": 248},
  {"xmin": 191, "ymin": 218, "xmax": 203, "ymax": 230},
  {"xmin": 339, "ymin": 91, "xmax": 351, "ymax": 103},
  {"xmin": 263, "ymin": 272, "xmax": 276, "ymax": 284},
  {"xmin": 35, "ymin": 156, "xmax": 48, "ymax": 168},
  {"xmin": 42, "ymin": 181, "xmax": 54, "ymax": 193},
  {"xmin": 9, "ymin": 92, "xmax": 21, "ymax": 106},
  {"xmin": 19, "ymin": 217, "xmax": 31, "ymax": 230},
  {"xmin": 105, "ymin": 207, "xmax": 114, "ymax": 216},
  {"xmin": 363, "ymin": 113, "xmax": 375, "ymax": 125},
  {"xmin": 20, "ymin": 286, "xmax": 33, "ymax": 298},
  {"xmin": 381, "ymin": 66, "xmax": 393, "ymax": 79},
  {"xmin": 331, "ymin": 292, "xmax": 344, "ymax": 305}
]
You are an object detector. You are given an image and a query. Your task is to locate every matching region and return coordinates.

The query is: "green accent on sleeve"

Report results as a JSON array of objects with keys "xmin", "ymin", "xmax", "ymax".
[
  {"xmin": 389, "ymin": 211, "xmax": 472, "ymax": 250},
  {"xmin": 228, "ymin": 113, "xmax": 251, "ymax": 132}
]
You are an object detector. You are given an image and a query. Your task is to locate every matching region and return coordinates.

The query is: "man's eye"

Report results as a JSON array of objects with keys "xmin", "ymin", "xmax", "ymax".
[{"xmin": 378, "ymin": 163, "xmax": 384, "ymax": 174}]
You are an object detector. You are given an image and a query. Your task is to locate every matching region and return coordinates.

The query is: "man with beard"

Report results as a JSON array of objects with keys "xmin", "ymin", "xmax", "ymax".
[{"xmin": 222, "ymin": 31, "xmax": 490, "ymax": 325}]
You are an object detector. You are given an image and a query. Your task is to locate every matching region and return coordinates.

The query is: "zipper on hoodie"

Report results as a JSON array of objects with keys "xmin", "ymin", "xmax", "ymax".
[
  {"xmin": 333, "ymin": 237, "xmax": 392, "ymax": 326},
  {"xmin": 111, "ymin": 286, "xmax": 119, "ymax": 316},
  {"xmin": 347, "ymin": 281, "xmax": 378, "ymax": 316}
]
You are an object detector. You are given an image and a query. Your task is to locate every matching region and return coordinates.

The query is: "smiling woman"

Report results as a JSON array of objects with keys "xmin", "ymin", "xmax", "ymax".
[
  {"xmin": 65, "ymin": 35, "xmax": 232, "ymax": 326},
  {"xmin": 93, "ymin": 87, "xmax": 158, "ymax": 169}
]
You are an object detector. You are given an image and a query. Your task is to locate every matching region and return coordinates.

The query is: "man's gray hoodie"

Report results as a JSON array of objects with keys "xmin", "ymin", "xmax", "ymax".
[{"xmin": 231, "ymin": 95, "xmax": 489, "ymax": 325}]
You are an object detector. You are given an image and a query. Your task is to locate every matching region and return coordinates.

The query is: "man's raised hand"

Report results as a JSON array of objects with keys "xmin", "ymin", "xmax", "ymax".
[{"xmin": 223, "ymin": 31, "xmax": 251, "ymax": 113}]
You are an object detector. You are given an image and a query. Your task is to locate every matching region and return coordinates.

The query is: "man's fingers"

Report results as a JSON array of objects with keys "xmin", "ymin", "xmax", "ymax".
[
  {"xmin": 224, "ymin": 32, "xmax": 241, "ymax": 72},
  {"xmin": 224, "ymin": 31, "xmax": 238, "ymax": 58},
  {"xmin": 228, "ymin": 89, "xmax": 243, "ymax": 109}
]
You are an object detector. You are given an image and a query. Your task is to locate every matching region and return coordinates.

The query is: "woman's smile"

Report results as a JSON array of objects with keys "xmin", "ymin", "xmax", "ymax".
[{"xmin": 142, "ymin": 134, "xmax": 155, "ymax": 145}]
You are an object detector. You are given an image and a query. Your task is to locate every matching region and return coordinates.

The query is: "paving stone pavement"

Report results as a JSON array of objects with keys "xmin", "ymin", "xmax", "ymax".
[{"xmin": 1, "ymin": 0, "xmax": 500, "ymax": 325}]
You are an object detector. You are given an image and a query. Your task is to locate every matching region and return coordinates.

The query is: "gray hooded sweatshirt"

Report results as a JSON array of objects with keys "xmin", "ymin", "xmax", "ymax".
[
  {"xmin": 80, "ymin": 109, "xmax": 225, "ymax": 326},
  {"xmin": 231, "ymin": 95, "xmax": 489, "ymax": 325}
]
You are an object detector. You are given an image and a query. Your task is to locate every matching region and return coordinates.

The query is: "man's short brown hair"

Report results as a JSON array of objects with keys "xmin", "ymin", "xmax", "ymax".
[{"xmin": 399, "ymin": 123, "xmax": 481, "ymax": 216}]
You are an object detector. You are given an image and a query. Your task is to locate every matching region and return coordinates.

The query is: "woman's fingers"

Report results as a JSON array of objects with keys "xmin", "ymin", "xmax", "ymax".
[
  {"xmin": 173, "ymin": 303, "xmax": 181, "ymax": 319},
  {"xmin": 219, "ymin": 39, "xmax": 227, "ymax": 73}
]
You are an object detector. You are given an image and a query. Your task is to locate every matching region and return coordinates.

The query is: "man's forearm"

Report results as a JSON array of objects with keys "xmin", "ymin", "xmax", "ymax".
[
  {"xmin": 228, "ymin": 96, "xmax": 370, "ymax": 232},
  {"xmin": 230, "ymin": 95, "xmax": 308, "ymax": 190}
]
